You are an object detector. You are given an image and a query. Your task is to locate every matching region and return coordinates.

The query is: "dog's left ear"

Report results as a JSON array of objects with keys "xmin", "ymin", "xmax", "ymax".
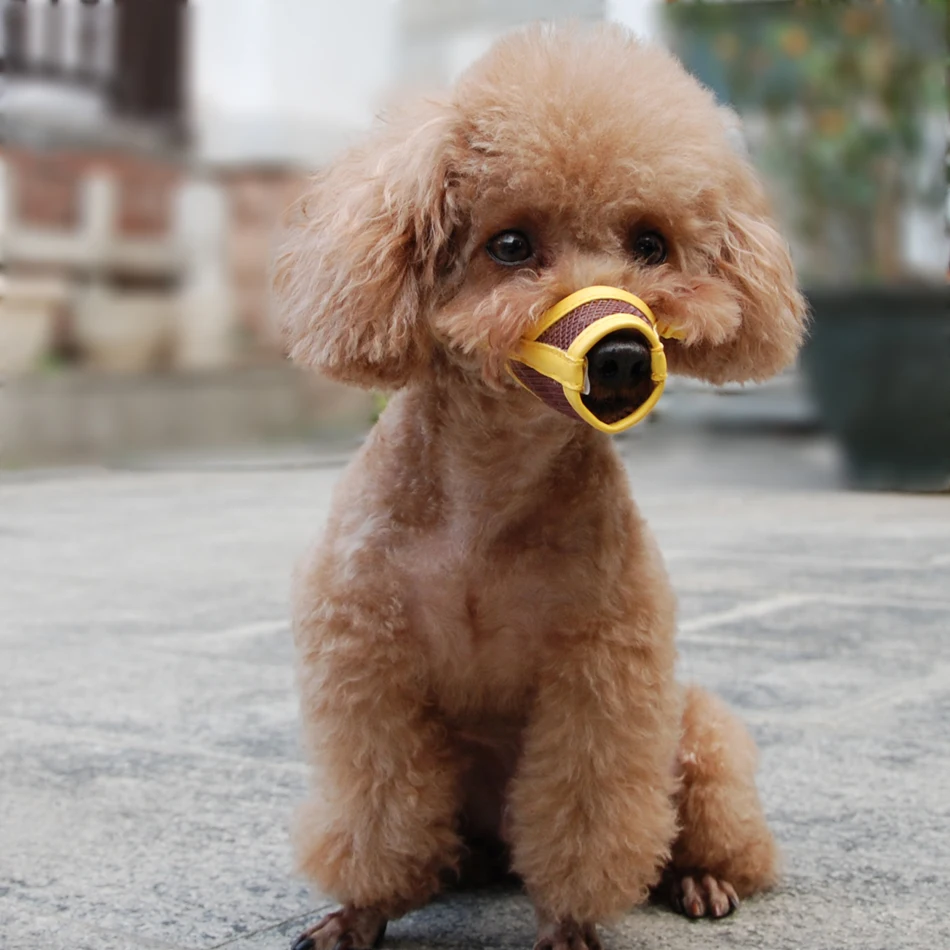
[
  {"xmin": 273, "ymin": 99, "xmax": 464, "ymax": 389},
  {"xmin": 666, "ymin": 124, "xmax": 808, "ymax": 385}
]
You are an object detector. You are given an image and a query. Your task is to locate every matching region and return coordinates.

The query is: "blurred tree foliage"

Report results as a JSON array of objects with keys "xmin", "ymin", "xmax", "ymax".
[{"xmin": 665, "ymin": 0, "xmax": 947, "ymax": 283}]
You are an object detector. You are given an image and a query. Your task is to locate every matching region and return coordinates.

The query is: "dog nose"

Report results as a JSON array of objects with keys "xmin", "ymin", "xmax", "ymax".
[{"xmin": 586, "ymin": 333, "xmax": 652, "ymax": 391}]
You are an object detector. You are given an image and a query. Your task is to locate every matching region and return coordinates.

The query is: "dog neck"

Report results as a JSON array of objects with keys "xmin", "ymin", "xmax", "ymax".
[{"xmin": 397, "ymin": 370, "xmax": 613, "ymax": 514}]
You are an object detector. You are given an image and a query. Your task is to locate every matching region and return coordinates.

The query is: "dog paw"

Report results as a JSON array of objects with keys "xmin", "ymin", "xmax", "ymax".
[
  {"xmin": 667, "ymin": 870, "xmax": 739, "ymax": 920},
  {"xmin": 291, "ymin": 906, "xmax": 387, "ymax": 950},
  {"xmin": 534, "ymin": 917, "xmax": 602, "ymax": 950}
]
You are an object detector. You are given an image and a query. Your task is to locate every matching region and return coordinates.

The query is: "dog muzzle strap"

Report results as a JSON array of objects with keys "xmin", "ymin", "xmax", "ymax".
[{"xmin": 508, "ymin": 286, "xmax": 683, "ymax": 434}]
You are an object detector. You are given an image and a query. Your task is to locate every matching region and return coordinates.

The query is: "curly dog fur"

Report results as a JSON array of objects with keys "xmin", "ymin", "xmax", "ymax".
[{"xmin": 274, "ymin": 22, "xmax": 805, "ymax": 950}]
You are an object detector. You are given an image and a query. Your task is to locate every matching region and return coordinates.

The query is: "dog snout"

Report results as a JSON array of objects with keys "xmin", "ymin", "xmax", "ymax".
[{"xmin": 587, "ymin": 332, "xmax": 652, "ymax": 391}]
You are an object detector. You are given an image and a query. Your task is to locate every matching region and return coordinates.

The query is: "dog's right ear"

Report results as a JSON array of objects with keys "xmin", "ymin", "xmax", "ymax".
[{"xmin": 273, "ymin": 99, "xmax": 464, "ymax": 389}]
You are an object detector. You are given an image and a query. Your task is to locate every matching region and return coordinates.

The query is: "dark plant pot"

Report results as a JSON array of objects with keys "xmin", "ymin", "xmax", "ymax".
[{"xmin": 801, "ymin": 284, "xmax": 950, "ymax": 492}]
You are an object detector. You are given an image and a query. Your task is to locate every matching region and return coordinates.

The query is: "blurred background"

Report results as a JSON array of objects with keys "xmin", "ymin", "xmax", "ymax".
[{"xmin": 0, "ymin": 0, "xmax": 947, "ymax": 488}]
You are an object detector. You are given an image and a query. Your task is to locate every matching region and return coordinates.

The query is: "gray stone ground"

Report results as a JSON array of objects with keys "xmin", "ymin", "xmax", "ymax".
[{"xmin": 2, "ymin": 426, "xmax": 949, "ymax": 950}]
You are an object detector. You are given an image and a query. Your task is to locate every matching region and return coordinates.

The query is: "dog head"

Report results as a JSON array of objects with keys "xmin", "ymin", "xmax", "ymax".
[{"xmin": 274, "ymin": 23, "xmax": 807, "ymax": 414}]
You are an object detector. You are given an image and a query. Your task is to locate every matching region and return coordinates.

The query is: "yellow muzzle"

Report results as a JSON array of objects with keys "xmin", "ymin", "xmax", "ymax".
[{"xmin": 508, "ymin": 286, "xmax": 683, "ymax": 433}]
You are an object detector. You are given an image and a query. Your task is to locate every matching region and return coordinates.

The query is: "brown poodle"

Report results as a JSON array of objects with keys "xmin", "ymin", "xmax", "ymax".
[{"xmin": 274, "ymin": 22, "xmax": 806, "ymax": 950}]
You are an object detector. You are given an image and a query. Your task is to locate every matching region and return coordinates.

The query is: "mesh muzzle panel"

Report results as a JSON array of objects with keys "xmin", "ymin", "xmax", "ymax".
[
  {"xmin": 512, "ymin": 363, "xmax": 576, "ymax": 417},
  {"xmin": 512, "ymin": 296, "xmax": 648, "ymax": 420}
]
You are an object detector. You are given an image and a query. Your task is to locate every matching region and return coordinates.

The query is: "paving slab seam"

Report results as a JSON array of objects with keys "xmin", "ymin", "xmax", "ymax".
[
  {"xmin": 802, "ymin": 593, "xmax": 950, "ymax": 611},
  {"xmin": 153, "ymin": 619, "xmax": 291, "ymax": 641},
  {"xmin": 0, "ymin": 642, "xmax": 296, "ymax": 676},
  {"xmin": 114, "ymin": 645, "xmax": 294, "ymax": 667},
  {"xmin": 0, "ymin": 638, "xmax": 297, "ymax": 673},
  {"xmin": 151, "ymin": 620, "xmax": 291, "ymax": 649},
  {"xmin": 0, "ymin": 715, "xmax": 307, "ymax": 775},
  {"xmin": 678, "ymin": 632, "xmax": 802, "ymax": 651},
  {"xmin": 203, "ymin": 903, "xmax": 336, "ymax": 950},
  {"xmin": 782, "ymin": 663, "xmax": 950, "ymax": 728},
  {"xmin": 666, "ymin": 551, "xmax": 944, "ymax": 572},
  {"xmin": 679, "ymin": 594, "xmax": 814, "ymax": 633}
]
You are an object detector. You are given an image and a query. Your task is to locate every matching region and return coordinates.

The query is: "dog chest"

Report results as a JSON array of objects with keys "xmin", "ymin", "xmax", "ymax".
[{"xmin": 394, "ymin": 522, "xmax": 571, "ymax": 712}]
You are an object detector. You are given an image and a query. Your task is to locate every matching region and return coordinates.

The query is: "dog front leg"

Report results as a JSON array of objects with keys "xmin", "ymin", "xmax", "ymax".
[
  {"xmin": 507, "ymin": 632, "xmax": 680, "ymax": 949},
  {"xmin": 292, "ymin": 599, "xmax": 462, "ymax": 948}
]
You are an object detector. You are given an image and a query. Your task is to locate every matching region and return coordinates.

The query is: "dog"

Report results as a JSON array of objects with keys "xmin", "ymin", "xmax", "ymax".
[{"xmin": 274, "ymin": 22, "xmax": 806, "ymax": 950}]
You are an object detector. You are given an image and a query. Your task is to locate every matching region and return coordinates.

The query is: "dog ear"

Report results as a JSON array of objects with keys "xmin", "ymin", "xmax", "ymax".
[
  {"xmin": 273, "ymin": 99, "xmax": 463, "ymax": 388},
  {"xmin": 665, "ymin": 155, "xmax": 808, "ymax": 385}
]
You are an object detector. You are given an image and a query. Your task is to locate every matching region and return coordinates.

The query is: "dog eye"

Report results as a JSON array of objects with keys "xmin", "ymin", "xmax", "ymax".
[
  {"xmin": 486, "ymin": 230, "xmax": 534, "ymax": 266},
  {"xmin": 630, "ymin": 230, "xmax": 667, "ymax": 266}
]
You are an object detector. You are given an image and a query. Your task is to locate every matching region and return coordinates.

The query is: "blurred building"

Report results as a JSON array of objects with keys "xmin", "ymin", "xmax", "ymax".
[
  {"xmin": 396, "ymin": 0, "xmax": 605, "ymax": 87},
  {"xmin": 0, "ymin": 0, "xmax": 615, "ymax": 464},
  {"xmin": 1, "ymin": 0, "xmax": 190, "ymax": 378}
]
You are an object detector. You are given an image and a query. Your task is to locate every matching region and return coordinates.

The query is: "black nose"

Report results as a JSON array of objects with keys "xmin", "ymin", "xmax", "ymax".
[{"xmin": 587, "ymin": 332, "xmax": 652, "ymax": 391}]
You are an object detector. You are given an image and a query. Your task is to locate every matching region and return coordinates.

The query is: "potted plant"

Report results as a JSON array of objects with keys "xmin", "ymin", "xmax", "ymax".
[{"xmin": 666, "ymin": 0, "xmax": 949, "ymax": 490}]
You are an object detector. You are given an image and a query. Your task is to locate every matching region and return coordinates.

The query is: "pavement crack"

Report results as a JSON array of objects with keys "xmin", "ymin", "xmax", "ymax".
[{"xmin": 205, "ymin": 904, "xmax": 335, "ymax": 949}]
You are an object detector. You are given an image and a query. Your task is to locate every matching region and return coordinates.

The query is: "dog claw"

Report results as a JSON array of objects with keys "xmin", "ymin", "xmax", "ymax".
[
  {"xmin": 292, "ymin": 907, "xmax": 387, "ymax": 950},
  {"xmin": 681, "ymin": 874, "xmax": 705, "ymax": 917},
  {"xmin": 706, "ymin": 875, "xmax": 738, "ymax": 918},
  {"xmin": 665, "ymin": 869, "xmax": 739, "ymax": 920}
]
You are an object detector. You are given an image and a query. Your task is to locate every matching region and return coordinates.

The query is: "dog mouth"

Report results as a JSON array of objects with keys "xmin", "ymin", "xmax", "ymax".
[{"xmin": 581, "ymin": 329, "xmax": 656, "ymax": 425}]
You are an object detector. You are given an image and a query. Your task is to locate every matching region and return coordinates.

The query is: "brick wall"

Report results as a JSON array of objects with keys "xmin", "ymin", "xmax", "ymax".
[
  {"xmin": 1, "ymin": 145, "xmax": 306, "ymax": 372},
  {"xmin": 114, "ymin": 161, "xmax": 180, "ymax": 237},
  {"xmin": 2, "ymin": 146, "xmax": 181, "ymax": 238},
  {"xmin": 7, "ymin": 149, "xmax": 82, "ymax": 230},
  {"xmin": 222, "ymin": 168, "xmax": 308, "ymax": 354}
]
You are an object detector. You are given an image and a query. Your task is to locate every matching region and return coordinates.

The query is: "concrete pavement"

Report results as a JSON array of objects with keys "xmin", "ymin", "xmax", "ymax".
[{"xmin": 2, "ymin": 429, "xmax": 948, "ymax": 950}]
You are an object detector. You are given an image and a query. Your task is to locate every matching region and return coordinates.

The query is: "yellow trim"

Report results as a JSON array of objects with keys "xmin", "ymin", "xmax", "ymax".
[
  {"xmin": 564, "ymin": 312, "xmax": 665, "ymax": 382},
  {"xmin": 512, "ymin": 340, "xmax": 586, "ymax": 392},
  {"xmin": 565, "ymin": 374, "xmax": 666, "ymax": 433},
  {"xmin": 510, "ymin": 284, "xmax": 678, "ymax": 434},
  {"xmin": 562, "ymin": 313, "xmax": 667, "ymax": 433},
  {"xmin": 657, "ymin": 321, "xmax": 686, "ymax": 341}
]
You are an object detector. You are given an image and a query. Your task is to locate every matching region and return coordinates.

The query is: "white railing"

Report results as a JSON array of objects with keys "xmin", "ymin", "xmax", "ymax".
[{"xmin": 0, "ymin": 154, "xmax": 236, "ymax": 374}]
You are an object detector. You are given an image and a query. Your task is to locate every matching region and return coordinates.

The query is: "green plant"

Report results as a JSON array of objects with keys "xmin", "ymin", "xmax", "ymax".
[
  {"xmin": 666, "ymin": 0, "xmax": 947, "ymax": 284},
  {"xmin": 370, "ymin": 391, "xmax": 389, "ymax": 424},
  {"xmin": 35, "ymin": 351, "xmax": 68, "ymax": 375}
]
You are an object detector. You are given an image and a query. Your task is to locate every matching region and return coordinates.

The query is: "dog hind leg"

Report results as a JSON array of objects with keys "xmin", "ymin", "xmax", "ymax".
[{"xmin": 656, "ymin": 684, "xmax": 779, "ymax": 919}]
